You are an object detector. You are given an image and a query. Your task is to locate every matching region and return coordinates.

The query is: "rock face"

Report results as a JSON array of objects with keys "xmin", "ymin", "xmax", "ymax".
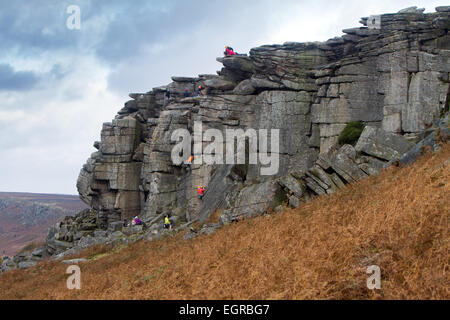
[
  {"xmin": 2, "ymin": 7, "xmax": 448, "ymax": 273},
  {"xmin": 74, "ymin": 8, "xmax": 449, "ymax": 235},
  {"xmin": 77, "ymin": 117, "xmax": 145, "ymax": 228}
]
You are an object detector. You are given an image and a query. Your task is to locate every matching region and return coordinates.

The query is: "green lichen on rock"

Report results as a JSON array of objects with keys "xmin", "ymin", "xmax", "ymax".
[{"xmin": 338, "ymin": 121, "xmax": 365, "ymax": 146}]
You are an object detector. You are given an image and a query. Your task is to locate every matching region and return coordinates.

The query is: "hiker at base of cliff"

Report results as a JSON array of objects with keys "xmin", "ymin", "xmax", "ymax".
[
  {"xmin": 183, "ymin": 89, "xmax": 190, "ymax": 98},
  {"xmin": 123, "ymin": 219, "xmax": 128, "ymax": 227},
  {"xmin": 224, "ymin": 45, "xmax": 236, "ymax": 56},
  {"xmin": 133, "ymin": 216, "xmax": 147, "ymax": 229},
  {"xmin": 197, "ymin": 186, "xmax": 206, "ymax": 200},
  {"xmin": 164, "ymin": 215, "xmax": 173, "ymax": 230}
]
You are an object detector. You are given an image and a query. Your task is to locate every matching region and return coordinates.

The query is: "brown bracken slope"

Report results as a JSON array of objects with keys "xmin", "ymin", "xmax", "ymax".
[{"xmin": 0, "ymin": 144, "xmax": 448, "ymax": 300}]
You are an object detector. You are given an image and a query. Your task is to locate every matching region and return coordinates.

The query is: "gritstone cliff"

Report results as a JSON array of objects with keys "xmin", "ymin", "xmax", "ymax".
[
  {"xmin": 77, "ymin": 6, "xmax": 449, "ymax": 225},
  {"xmin": 3, "ymin": 6, "xmax": 449, "ymax": 268}
]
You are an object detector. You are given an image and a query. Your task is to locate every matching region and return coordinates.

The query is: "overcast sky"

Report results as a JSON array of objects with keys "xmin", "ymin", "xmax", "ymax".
[{"xmin": 0, "ymin": 0, "xmax": 448, "ymax": 195}]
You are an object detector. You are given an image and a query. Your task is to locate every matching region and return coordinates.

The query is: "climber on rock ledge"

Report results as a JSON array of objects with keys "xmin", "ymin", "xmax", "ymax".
[
  {"xmin": 224, "ymin": 45, "xmax": 236, "ymax": 56},
  {"xmin": 197, "ymin": 186, "xmax": 206, "ymax": 200}
]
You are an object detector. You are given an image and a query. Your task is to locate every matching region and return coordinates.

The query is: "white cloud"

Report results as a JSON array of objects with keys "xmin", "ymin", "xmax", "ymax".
[{"xmin": 0, "ymin": 53, "xmax": 121, "ymax": 194}]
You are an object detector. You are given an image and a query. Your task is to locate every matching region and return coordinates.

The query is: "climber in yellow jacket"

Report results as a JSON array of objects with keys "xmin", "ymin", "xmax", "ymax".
[{"xmin": 164, "ymin": 214, "xmax": 172, "ymax": 230}]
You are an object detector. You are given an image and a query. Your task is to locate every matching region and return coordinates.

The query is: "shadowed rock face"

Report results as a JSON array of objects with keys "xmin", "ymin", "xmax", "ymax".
[{"xmin": 76, "ymin": 7, "xmax": 450, "ymax": 228}]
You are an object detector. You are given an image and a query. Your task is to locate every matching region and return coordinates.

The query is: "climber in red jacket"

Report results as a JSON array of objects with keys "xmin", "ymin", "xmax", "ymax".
[
  {"xmin": 197, "ymin": 186, "xmax": 206, "ymax": 200},
  {"xmin": 224, "ymin": 46, "xmax": 237, "ymax": 56}
]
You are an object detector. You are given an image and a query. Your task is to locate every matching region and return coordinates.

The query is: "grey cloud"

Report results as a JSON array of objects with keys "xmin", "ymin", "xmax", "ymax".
[
  {"xmin": 94, "ymin": 0, "xmax": 278, "ymax": 64},
  {"xmin": 0, "ymin": 1, "xmax": 79, "ymax": 56},
  {"xmin": 0, "ymin": 64, "xmax": 39, "ymax": 91},
  {"xmin": 0, "ymin": 63, "xmax": 69, "ymax": 93},
  {"xmin": 0, "ymin": 0, "xmax": 280, "ymax": 66},
  {"xmin": 48, "ymin": 64, "xmax": 67, "ymax": 81}
]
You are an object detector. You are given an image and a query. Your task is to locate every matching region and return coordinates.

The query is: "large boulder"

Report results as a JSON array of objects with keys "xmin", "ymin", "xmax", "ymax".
[
  {"xmin": 218, "ymin": 56, "xmax": 254, "ymax": 74},
  {"xmin": 217, "ymin": 56, "xmax": 254, "ymax": 82},
  {"xmin": 233, "ymin": 79, "xmax": 256, "ymax": 95},
  {"xmin": 1, "ymin": 257, "xmax": 16, "ymax": 272},
  {"xmin": 436, "ymin": 6, "xmax": 450, "ymax": 12},
  {"xmin": 328, "ymin": 144, "xmax": 368, "ymax": 183},
  {"xmin": 18, "ymin": 261, "xmax": 36, "ymax": 270},
  {"xmin": 391, "ymin": 113, "xmax": 450, "ymax": 165},
  {"xmin": 203, "ymin": 76, "xmax": 237, "ymax": 90},
  {"xmin": 228, "ymin": 181, "xmax": 286, "ymax": 219},
  {"xmin": 398, "ymin": 6, "xmax": 425, "ymax": 13},
  {"xmin": 355, "ymin": 126, "xmax": 415, "ymax": 161},
  {"xmin": 278, "ymin": 174, "xmax": 304, "ymax": 198}
]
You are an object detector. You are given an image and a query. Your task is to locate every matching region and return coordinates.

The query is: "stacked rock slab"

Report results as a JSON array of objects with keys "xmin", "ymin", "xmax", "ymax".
[
  {"xmin": 76, "ymin": 7, "xmax": 449, "ymax": 230},
  {"xmin": 313, "ymin": 7, "xmax": 450, "ymax": 154},
  {"xmin": 277, "ymin": 115, "xmax": 449, "ymax": 207},
  {"xmin": 302, "ymin": 128, "xmax": 414, "ymax": 197}
]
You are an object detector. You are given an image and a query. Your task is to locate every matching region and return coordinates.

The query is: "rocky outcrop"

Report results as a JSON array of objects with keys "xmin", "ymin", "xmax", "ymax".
[
  {"xmin": 77, "ymin": 117, "xmax": 146, "ymax": 229},
  {"xmin": 389, "ymin": 112, "xmax": 450, "ymax": 165},
  {"xmin": 1, "ymin": 246, "xmax": 48, "ymax": 273},
  {"xmin": 3, "ymin": 6, "xmax": 449, "ymax": 274},
  {"xmin": 5, "ymin": 7, "xmax": 430, "ymax": 262},
  {"xmin": 75, "ymin": 6, "xmax": 449, "ymax": 229}
]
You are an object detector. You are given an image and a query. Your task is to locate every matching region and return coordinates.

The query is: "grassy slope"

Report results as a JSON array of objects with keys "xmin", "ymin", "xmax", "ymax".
[{"xmin": 0, "ymin": 144, "xmax": 448, "ymax": 300}]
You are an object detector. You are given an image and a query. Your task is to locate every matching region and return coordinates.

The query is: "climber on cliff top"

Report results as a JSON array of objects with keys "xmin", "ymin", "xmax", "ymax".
[
  {"xmin": 195, "ymin": 85, "xmax": 204, "ymax": 96},
  {"xmin": 224, "ymin": 45, "xmax": 236, "ymax": 56},
  {"xmin": 197, "ymin": 186, "xmax": 206, "ymax": 200}
]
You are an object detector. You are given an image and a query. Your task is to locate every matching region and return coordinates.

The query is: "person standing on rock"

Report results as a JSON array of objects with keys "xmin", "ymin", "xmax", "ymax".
[
  {"xmin": 164, "ymin": 214, "xmax": 172, "ymax": 230},
  {"xmin": 183, "ymin": 89, "xmax": 190, "ymax": 98}
]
